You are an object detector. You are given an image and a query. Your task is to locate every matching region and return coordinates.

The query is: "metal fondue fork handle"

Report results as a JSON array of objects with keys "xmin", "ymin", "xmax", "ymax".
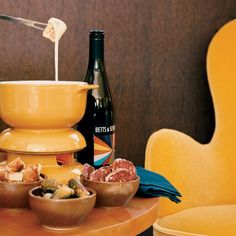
[{"xmin": 0, "ymin": 14, "xmax": 47, "ymax": 30}]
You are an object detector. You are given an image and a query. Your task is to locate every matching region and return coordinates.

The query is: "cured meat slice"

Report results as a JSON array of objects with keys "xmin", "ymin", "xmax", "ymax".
[
  {"xmin": 82, "ymin": 163, "xmax": 95, "ymax": 179},
  {"xmin": 82, "ymin": 159, "xmax": 137, "ymax": 182},
  {"xmin": 89, "ymin": 169, "xmax": 104, "ymax": 181},
  {"xmin": 98, "ymin": 166, "xmax": 112, "ymax": 180},
  {"xmin": 112, "ymin": 158, "xmax": 137, "ymax": 179},
  {"xmin": 89, "ymin": 166, "xmax": 112, "ymax": 181},
  {"xmin": 105, "ymin": 168, "xmax": 134, "ymax": 182}
]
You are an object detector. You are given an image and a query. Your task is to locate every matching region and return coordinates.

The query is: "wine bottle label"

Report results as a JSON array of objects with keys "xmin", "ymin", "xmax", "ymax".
[
  {"xmin": 94, "ymin": 126, "xmax": 115, "ymax": 166},
  {"xmin": 95, "ymin": 125, "xmax": 115, "ymax": 133}
]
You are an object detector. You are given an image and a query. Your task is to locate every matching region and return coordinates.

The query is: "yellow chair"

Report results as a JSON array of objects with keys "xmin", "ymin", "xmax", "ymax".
[{"xmin": 145, "ymin": 19, "xmax": 236, "ymax": 236}]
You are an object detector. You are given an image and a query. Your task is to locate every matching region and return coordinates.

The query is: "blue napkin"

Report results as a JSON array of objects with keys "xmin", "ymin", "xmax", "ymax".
[{"xmin": 136, "ymin": 166, "xmax": 182, "ymax": 203}]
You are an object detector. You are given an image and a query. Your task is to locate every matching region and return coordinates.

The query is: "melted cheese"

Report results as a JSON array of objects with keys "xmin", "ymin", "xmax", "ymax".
[{"xmin": 43, "ymin": 18, "xmax": 67, "ymax": 81}]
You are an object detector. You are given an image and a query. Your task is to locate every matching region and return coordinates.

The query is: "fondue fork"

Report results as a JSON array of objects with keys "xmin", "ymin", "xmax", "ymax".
[{"xmin": 0, "ymin": 14, "xmax": 47, "ymax": 30}]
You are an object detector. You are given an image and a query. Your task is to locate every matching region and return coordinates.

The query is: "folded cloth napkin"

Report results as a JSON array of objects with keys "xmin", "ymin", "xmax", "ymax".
[{"xmin": 136, "ymin": 166, "xmax": 182, "ymax": 203}]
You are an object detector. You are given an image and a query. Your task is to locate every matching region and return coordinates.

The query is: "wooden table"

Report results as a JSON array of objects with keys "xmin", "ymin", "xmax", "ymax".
[{"xmin": 0, "ymin": 197, "xmax": 159, "ymax": 236}]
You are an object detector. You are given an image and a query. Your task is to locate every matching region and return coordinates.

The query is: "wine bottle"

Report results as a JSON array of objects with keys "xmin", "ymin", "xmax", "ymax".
[{"xmin": 76, "ymin": 30, "xmax": 115, "ymax": 167}]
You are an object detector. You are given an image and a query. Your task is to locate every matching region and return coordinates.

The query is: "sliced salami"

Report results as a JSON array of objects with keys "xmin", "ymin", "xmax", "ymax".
[
  {"xmin": 105, "ymin": 168, "xmax": 134, "ymax": 182},
  {"xmin": 82, "ymin": 158, "xmax": 137, "ymax": 182},
  {"xmin": 99, "ymin": 166, "xmax": 112, "ymax": 179},
  {"xmin": 89, "ymin": 169, "xmax": 104, "ymax": 181},
  {"xmin": 112, "ymin": 158, "xmax": 137, "ymax": 179},
  {"xmin": 82, "ymin": 163, "xmax": 95, "ymax": 179},
  {"xmin": 89, "ymin": 166, "xmax": 112, "ymax": 181}
]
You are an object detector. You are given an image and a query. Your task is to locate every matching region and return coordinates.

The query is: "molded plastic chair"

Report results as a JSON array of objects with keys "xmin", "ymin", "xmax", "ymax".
[{"xmin": 145, "ymin": 19, "xmax": 236, "ymax": 236}]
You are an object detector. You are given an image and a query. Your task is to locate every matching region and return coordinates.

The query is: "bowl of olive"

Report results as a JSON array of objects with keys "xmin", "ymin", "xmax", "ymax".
[{"xmin": 29, "ymin": 178, "xmax": 96, "ymax": 230}]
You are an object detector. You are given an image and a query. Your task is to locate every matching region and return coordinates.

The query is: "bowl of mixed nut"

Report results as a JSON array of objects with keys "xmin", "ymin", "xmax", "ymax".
[
  {"xmin": 29, "ymin": 177, "xmax": 96, "ymax": 230},
  {"xmin": 0, "ymin": 157, "xmax": 45, "ymax": 209}
]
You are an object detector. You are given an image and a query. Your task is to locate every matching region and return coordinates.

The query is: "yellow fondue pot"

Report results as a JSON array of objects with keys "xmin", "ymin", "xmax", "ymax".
[
  {"xmin": 0, "ymin": 81, "xmax": 98, "ymax": 153},
  {"xmin": 0, "ymin": 81, "xmax": 98, "ymax": 129}
]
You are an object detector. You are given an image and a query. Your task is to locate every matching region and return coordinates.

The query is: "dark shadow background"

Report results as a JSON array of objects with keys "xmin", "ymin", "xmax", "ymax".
[{"xmin": 1, "ymin": 1, "xmax": 236, "ymax": 235}]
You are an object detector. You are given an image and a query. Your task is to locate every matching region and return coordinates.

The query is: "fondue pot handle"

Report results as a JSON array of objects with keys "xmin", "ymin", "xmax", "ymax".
[{"xmin": 79, "ymin": 84, "xmax": 99, "ymax": 92}]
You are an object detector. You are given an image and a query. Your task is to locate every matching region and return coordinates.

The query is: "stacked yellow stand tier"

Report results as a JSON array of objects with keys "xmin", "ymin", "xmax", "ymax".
[
  {"xmin": 0, "ymin": 128, "xmax": 86, "ymax": 183},
  {"xmin": 0, "ymin": 81, "xmax": 98, "ymax": 182}
]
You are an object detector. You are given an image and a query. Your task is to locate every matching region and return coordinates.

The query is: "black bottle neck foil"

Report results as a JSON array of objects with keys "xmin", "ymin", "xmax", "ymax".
[{"xmin": 89, "ymin": 30, "xmax": 104, "ymax": 61}]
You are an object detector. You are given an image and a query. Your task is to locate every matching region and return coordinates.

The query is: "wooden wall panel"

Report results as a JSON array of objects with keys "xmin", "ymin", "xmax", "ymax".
[{"xmin": 0, "ymin": 0, "xmax": 236, "ymax": 166}]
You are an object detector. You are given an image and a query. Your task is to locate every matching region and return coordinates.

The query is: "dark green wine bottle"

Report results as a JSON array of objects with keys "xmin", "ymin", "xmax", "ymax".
[{"xmin": 76, "ymin": 30, "xmax": 115, "ymax": 167}]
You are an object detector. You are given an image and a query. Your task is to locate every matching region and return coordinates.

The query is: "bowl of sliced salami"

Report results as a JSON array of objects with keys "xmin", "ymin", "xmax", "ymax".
[
  {"xmin": 80, "ymin": 158, "xmax": 140, "ymax": 207},
  {"xmin": 0, "ymin": 157, "xmax": 45, "ymax": 209}
]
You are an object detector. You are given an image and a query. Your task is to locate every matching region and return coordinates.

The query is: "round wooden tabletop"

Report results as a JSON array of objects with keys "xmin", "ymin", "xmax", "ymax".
[{"xmin": 0, "ymin": 197, "xmax": 159, "ymax": 236}]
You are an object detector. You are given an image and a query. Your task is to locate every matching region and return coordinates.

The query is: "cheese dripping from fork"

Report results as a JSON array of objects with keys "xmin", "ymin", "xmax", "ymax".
[{"xmin": 43, "ymin": 18, "xmax": 67, "ymax": 81}]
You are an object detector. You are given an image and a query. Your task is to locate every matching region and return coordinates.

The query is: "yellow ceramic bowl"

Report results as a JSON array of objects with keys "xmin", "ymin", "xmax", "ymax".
[
  {"xmin": 0, "ymin": 81, "xmax": 98, "ymax": 129},
  {"xmin": 81, "ymin": 176, "xmax": 140, "ymax": 207},
  {"xmin": 29, "ymin": 186, "xmax": 96, "ymax": 230}
]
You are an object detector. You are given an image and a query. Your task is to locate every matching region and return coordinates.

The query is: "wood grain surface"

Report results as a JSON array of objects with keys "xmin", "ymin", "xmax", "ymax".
[{"xmin": 0, "ymin": 1, "xmax": 235, "ymax": 166}]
